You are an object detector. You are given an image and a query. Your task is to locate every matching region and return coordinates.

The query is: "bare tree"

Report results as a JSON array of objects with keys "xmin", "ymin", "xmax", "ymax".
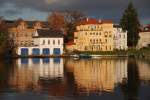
[
  {"xmin": 63, "ymin": 11, "xmax": 86, "ymax": 41},
  {"xmin": 48, "ymin": 12, "xmax": 66, "ymax": 31}
]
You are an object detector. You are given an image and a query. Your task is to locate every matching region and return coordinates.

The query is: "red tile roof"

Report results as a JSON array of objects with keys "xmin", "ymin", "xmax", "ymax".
[{"xmin": 77, "ymin": 18, "xmax": 113, "ymax": 25}]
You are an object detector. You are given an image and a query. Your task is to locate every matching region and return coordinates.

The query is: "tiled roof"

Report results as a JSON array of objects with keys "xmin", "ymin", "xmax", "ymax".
[
  {"xmin": 34, "ymin": 29, "xmax": 63, "ymax": 38},
  {"xmin": 77, "ymin": 18, "xmax": 113, "ymax": 25},
  {"xmin": 141, "ymin": 24, "xmax": 150, "ymax": 32},
  {"xmin": 4, "ymin": 20, "xmax": 49, "ymax": 29}
]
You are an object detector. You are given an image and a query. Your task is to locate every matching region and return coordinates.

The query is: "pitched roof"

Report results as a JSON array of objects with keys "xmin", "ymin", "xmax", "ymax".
[
  {"xmin": 34, "ymin": 29, "xmax": 63, "ymax": 38},
  {"xmin": 77, "ymin": 18, "xmax": 113, "ymax": 25},
  {"xmin": 4, "ymin": 20, "xmax": 49, "ymax": 29},
  {"xmin": 141, "ymin": 24, "xmax": 150, "ymax": 32}
]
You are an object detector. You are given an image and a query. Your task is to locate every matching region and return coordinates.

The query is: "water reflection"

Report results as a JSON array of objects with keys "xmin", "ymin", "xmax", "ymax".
[
  {"xmin": 65, "ymin": 58, "xmax": 128, "ymax": 94},
  {"xmin": 0, "ymin": 58, "xmax": 149, "ymax": 100},
  {"xmin": 9, "ymin": 58, "xmax": 64, "ymax": 92}
]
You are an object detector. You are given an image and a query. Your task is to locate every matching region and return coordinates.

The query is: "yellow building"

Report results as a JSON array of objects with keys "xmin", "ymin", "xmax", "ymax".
[{"xmin": 73, "ymin": 18, "xmax": 114, "ymax": 51}]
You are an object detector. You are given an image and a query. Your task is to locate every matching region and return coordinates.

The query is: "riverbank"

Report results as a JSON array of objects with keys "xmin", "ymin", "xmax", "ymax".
[
  {"xmin": 69, "ymin": 47, "xmax": 150, "ymax": 59},
  {"xmin": 1, "ymin": 47, "xmax": 150, "ymax": 60}
]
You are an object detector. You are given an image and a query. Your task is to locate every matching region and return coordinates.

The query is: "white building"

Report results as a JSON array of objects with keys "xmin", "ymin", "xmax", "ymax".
[
  {"xmin": 17, "ymin": 29, "xmax": 64, "ymax": 56},
  {"xmin": 137, "ymin": 32, "xmax": 150, "ymax": 49},
  {"xmin": 113, "ymin": 25, "xmax": 128, "ymax": 50}
]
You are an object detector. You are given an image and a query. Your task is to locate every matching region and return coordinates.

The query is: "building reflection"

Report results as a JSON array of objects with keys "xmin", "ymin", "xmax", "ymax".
[
  {"xmin": 9, "ymin": 58, "xmax": 64, "ymax": 92},
  {"xmin": 8, "ymin": 58, "xmax": 150, "ymax": 96},
  {"xmin": 65, "ymin": 58, "xmax": 128, "ymax": 94},
  {"xmin": 137, "ymin": 60, "xmax": 150, "ymax": 82}
]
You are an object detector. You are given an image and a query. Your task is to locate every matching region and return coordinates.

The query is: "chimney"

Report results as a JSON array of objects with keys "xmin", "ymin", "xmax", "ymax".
[
  {"xmin": 98, "ymin": 19, "xmax": 102, "ymax": 23},
  {"xmin": 86, "ymin": 17, "xmax": 89, "ymax": 22}
]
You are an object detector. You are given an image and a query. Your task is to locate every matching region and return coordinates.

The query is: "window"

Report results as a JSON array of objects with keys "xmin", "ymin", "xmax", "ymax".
[
  {"xmin": 43, "ymin": 40, "xmax": 45, "ymax": 45},
  {"xmin": 99, "ymin": 39, "xmax": 101, "ymax": 42},
  {"xmin": 105, "ymin": 39, "xmax": 107, "ymax": 43},
  {"xmin": 53, "ymin": 40, "xmax": 55, "ymax": 45},
  {"xmin": 109, "ymin": 34, "xmax": 112, "ymax": 37},
  {"xmin": 104, "ymin": 31, "xmax": 108, "ymax": 37},
  {"xmin": 58, "ymin": 40, "xmax": 60, "ymax": 45},
  {"xmin": 93, "ymin": 39, "xmax": 95, "ymax": 44},
  {"xmin": 90, "ymin": 39, "xmax": 92, "ymax": 43},
  {"xmin": 124, "ymin": 35, "xmax": 125, "ymax": 38},
  {"xmin": 96, "ymin": 39, "xmax": 98, "ymax": 44},
  {"xmin": 48, "ymin": 40, "xmax": 50, "ymax": 44}
]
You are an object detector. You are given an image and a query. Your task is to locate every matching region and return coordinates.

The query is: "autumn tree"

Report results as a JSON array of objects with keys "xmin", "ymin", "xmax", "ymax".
[
  {"xmin": 120, "ymin": 2, "xmax": 140, "ymax": 47},
  {"xmin": 48, "ymin": 12, "xmax": 66, "ymax": 32},
  {"xmin": 48, "ymin": 11, "xmax": 86, "ymax": 42},
  {"xmin": 0, "ymin": 17, "xmax": 9, "ymax": 55}
]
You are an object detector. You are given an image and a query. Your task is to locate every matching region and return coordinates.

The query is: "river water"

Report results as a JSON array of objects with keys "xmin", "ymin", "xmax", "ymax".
[{"xmin": 0, "ymin": 58, "xmax": 150, "ymax": 100}]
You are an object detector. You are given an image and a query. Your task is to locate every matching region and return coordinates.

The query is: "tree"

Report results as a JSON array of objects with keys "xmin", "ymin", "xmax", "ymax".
[
  {"xmin": 120, "ymin": 2, "xmax": 140, "ymax": 47},
  {"xmin": 48, "ymin": 12, "xmax": 66, "ymax": 31},
  {"xmin": 47, "ymin": 11, "xmax": 86, "ymax": 42},
  {"xmin": 63, "ymin": 11, "xmax": 86, "ymax": 42},
  {"xmin": 0, "ymin": 17, "xmax": 9, "ymax": 56}
]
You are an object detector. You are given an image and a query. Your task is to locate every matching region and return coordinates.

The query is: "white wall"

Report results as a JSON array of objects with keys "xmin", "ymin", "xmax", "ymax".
[
  {"xmin": 137, "ymin": 32, "xmax": 150, "ymax": 49},
  {"xmin": 17, "ymin": 37, "xmax": 64, "ymax": 55},
  {"xmin": 114, "ymin": 28, "xmax": 127, "ymax": 50}
]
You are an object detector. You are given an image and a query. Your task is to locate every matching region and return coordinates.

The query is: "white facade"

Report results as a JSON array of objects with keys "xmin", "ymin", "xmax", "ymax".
[
  {"xmin": 137, "ymin": 31, "xmax": 150, "ymax": 49},
  {"xmin": 113, "ymin": 27, "xmax": 128, "ymax": 50},
  {"xmin": 17, "ymin": 30, "xmax": 64, "ymax": 56}
]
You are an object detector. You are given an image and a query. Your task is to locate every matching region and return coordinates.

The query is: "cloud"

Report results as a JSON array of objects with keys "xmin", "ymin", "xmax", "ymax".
[{"xmin": 0, "ymin": 0, "xmax": 149, "ymax": 24}]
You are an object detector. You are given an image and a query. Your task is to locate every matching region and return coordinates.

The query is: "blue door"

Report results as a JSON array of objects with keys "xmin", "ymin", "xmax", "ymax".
[
  {"xmin": 32, "ymin": 48, "xmax": 40, "ymax": 55},
  {"xmin": 43, "ymin": 48, "xmax": 50, "ymax": 55},
  {"xmin": 21, "ymin": 48, "xmax": 28, "ymax": 56},
  {"xmin": 53, "ymin": 48, "xmax": 61, "ymax": 55}
]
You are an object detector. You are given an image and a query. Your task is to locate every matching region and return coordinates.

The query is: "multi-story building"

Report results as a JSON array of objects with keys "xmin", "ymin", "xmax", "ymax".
[
  {"xmin": 73, "ymin": 18, "xmax": 114, "ymax": 51},
  {"xmin": 113, "ymin": 25, "xmax": 128, "ymax": 50},
  {"xmin": 17, "ymin": 29, "xmax": 64, "ymax": 56},
  {"xmin": 66, "ymin": 18, "xmax": 128, "ymax": 52},
  {"xmin": 137, "ymin": 25, "xmax": 150, "ymax": 49},
  {"xmin": 6, "ymin": 19, "xmax": 49, "ymax": 47}
]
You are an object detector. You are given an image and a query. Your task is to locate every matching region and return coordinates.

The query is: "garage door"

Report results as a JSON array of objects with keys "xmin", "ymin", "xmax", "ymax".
[
  {"xmin": 53, "ymin": 48, "xmax": 60, "ymax": 55},
  {"xmin": 32, "ymin": 48, "xmax": 40, "ymax": 55},
  {"xmin": 43, "ymin": 48, "xmax": 50, "ymax": 55},
  {"xmin": 21, "ymin": 48, "xmax": 28, "ymax": 56}
]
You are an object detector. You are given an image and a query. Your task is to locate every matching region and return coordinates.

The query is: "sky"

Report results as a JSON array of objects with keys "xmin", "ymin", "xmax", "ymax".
[{"xmin": 0, "ymin": 0, "xmax": 149, "ymax": 24}]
